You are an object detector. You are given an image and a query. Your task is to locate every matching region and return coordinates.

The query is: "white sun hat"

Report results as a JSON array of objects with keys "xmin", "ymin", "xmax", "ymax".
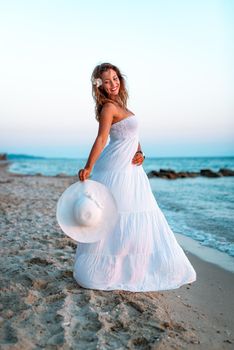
[{"xmin": 56, "ymin": 179, "xmax": 118, "ymax": 243}]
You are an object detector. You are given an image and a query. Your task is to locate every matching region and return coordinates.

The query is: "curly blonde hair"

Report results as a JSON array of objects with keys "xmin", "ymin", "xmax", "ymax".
[{"xmin": 91, "ymin": 63, "xmax": 129, "ymax": 121}]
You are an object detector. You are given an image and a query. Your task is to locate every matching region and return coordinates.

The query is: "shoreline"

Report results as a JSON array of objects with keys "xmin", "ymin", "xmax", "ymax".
[
  {"xmin": 175, "ymin": 232, "xmax": 234, "ymax": 274},
  {"xmin": 5, "ymin": 164, "xmax": 234, "ymax": 180},
  {"xmin": 0, "ymin": 163, "xmax": 234, "ymax": 348},
  {"xmin": 2, "ymin": 163, "xmax": 234, "ymax": 269}
]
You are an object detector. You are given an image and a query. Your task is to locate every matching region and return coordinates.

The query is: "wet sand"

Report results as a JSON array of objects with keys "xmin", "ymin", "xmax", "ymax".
[{"xmin": 0, "ymin": 164, "xmax": 233, "ymax": 349}]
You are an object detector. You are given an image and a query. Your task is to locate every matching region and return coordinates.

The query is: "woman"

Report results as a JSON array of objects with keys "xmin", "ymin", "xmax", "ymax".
[{"xmin": 75, "ymin": 62, "xmax": 196, "ymax": 292}]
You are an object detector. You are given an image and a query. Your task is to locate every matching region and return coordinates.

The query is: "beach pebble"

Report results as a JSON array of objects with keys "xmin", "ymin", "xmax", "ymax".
[
  {"xmin": 47, "ymin": 332, "xmax": 64, "ymax": 345},
  {"xmin": 33, "ymin": 279, "xmax": 48, "ymax": 290},
  {"xmin": 190, "ymin": 339, "xmax": 200, "ymax": 344},
  {"xmin": 5, "ymin": 310, "xmax": 14, "ymax": 318}
]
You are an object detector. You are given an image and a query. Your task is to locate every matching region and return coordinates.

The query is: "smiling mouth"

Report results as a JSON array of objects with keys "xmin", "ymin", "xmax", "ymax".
[{"xmin": 111, "ymin": 86, "xmax": 118, "ymax": 92}]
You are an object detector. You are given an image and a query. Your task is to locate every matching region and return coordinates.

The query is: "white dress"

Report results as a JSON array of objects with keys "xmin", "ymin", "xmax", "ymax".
[{"xmin": 73, "ymin": 114, "xmax": 197, "ymax": 292}]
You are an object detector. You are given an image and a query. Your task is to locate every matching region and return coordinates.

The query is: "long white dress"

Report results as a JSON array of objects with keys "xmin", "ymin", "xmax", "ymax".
[{"xmin": 73, "ymin": 114, "xmax": 197, "ymax": 292}]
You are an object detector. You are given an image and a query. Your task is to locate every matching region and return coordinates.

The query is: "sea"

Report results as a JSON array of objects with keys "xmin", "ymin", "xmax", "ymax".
[{"xmin": 6, "ymin": 154, "xmax": 234, "ymax": 259}]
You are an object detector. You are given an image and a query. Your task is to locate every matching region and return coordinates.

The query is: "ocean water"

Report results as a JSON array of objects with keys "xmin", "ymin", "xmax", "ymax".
[{"xmin": 7, "ymin": 155, "xmax": 234, "ymax": 258}]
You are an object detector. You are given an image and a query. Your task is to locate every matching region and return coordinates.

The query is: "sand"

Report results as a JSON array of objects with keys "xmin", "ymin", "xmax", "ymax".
[{"xmin": 0, "ymin": 163, "xmax": 234, "ymax": 349}]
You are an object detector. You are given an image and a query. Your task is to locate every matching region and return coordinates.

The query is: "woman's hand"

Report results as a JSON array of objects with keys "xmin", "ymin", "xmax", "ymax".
[
  {"xmin": 132, "ymin": 151, "xmax": 145, "ymax": 166},
  {"xmin": 78, "ymin": 167, "xmax": 92, "ymax": 181}
]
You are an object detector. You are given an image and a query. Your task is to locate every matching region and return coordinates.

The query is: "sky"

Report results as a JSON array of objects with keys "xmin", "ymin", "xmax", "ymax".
[{"xmin": 0, "ymin": 0, "xmax": 233, "ymax": 158}]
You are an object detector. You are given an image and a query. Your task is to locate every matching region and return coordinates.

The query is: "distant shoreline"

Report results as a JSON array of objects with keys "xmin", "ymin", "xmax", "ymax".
[
  {"xmin": 1, "ymin": 152, "xmax": 234, "ymax": 161},
  {"xmin": 2, "ymin": 160, "xmax": 234, "ymax": 180}
]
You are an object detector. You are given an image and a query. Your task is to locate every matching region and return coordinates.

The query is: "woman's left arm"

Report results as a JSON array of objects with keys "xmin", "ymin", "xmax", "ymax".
[{"xmin": 132, "ymin": 142, "xmax": 145, "ymax": 166}]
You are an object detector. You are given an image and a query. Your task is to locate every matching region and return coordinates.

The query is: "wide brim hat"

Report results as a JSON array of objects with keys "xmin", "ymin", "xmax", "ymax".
[{"xmin": 56, "ymin": 179, "xmax": 118, "ymax": 243}]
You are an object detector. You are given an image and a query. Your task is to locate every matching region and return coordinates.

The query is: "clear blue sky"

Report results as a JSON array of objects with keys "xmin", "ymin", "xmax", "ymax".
[{"xmin": 0, "ymin": 0, "xmax": 233, "ymax": 158}]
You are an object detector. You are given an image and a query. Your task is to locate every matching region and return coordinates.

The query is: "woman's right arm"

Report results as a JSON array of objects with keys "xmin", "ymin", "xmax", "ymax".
[{"xmin": 78, "ymin": 103, "xmax": 115, "ymax": 181}]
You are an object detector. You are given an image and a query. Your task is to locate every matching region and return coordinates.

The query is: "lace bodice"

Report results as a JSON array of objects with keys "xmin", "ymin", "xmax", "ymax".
[
  {"xmin": 92, "ymin": 114, "xmax": 139, "ymax": 174},
  {"xmin": 110, "ymin": 115, "xmax": 138, "ymax": 140}
]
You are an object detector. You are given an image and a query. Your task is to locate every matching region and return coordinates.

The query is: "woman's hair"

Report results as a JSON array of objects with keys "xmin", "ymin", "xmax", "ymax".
[{"xmin": 91, "ymin": 63, "xmax": 129, "ymax": 121}]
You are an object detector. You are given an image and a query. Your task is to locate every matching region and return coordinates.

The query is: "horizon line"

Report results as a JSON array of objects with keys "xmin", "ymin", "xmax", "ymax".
[{"xmin": 1, "ymin": 152, "xmax": 234, "ymax": 160}]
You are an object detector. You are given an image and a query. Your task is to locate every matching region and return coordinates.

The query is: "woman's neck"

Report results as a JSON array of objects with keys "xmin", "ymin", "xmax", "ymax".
[{"xmin": 109, "ymin": 96, "xmax": 124, "ymax": 107}]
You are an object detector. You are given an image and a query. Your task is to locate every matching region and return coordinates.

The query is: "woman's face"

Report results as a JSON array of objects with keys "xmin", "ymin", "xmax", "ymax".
[{"xmin": 101, "ymin": 69, "xmax": 120, "ymax": 98}]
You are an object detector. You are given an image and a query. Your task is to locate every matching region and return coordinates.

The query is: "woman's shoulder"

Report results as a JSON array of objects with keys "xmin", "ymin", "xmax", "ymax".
[
  {"xmin": 100, "ymin": 101, "xmax": 131, "ymax": 119},
  {"xmin": 101, "ymin": 101, "xmax": 118, "ymax": 116},
  {"xmin": 102, "ymin": 101, "xmax": 118, "ymax": 110}
]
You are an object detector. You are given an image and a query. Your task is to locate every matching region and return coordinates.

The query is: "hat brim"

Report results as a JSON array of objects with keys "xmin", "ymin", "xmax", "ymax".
[{"xmin": 56, "ymin": 179, "xmax": 118, "ymax": 243}]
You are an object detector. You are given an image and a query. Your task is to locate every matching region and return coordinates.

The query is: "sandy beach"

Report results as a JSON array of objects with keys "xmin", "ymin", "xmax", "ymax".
[{"xmin": 0, "ymin": 163, "xmax": 234, "ymax": 349}]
